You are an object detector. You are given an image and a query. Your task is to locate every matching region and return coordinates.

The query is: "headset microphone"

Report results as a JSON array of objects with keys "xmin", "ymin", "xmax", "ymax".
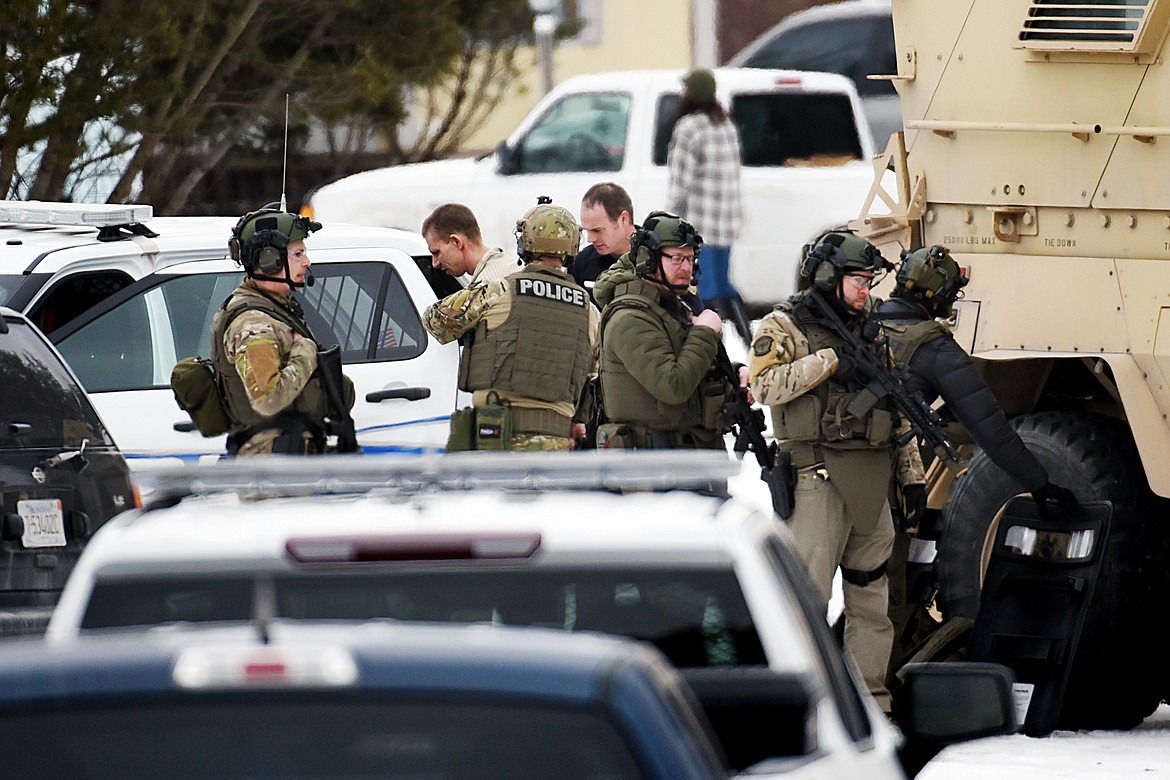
[{"xmin": 303, "ymin": 269, "xmax": 315, "ymax": 287}]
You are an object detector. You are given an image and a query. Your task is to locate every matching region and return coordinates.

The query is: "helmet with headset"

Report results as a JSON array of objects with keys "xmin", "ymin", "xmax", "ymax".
[
  {"xmin": 229, "ymin": 209, "xmax": 321, "ymax": 285},
  {"xmin": 515, "ymin": 196, "xmax": 581, "ymax": 264},
  {"xmin": 629, "ymin": 211, "xmax": 702, "ymax": 283},
  {"xmin": 894, "ymin": 244, "xmax": 968, "ymax": 316},
  {"xmin": 799, "ymin": 230, "xmax": 890, "ymax": 294}
]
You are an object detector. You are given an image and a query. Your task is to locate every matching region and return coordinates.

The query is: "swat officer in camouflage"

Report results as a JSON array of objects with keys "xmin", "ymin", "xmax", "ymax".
[
  {"xmin": 423, "ymin": 197, "xmax": 599, "ymax": 451},
  {"xmin": 214, "ymin": 208, "xmax": 353, "ymax": 456},
  {"xmin": 749, "ymin": 231, "xmax": 925, "ymax": 713},
  {"xmin": 593, "ymin": 211, "xmax": 743, "ymax": 449}
]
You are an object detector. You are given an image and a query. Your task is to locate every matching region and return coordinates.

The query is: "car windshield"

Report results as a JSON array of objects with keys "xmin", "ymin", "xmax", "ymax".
[
  {"xmin": 1, "ymin": 699, "xmax": 648, "ymax": 779},
  {"xmin": 0, "ymin": 317, "xmax": 114, "ymax": 449},
  {"xmin": 81, "ymin": 567, "xmax": 768, "ymax": 668}
]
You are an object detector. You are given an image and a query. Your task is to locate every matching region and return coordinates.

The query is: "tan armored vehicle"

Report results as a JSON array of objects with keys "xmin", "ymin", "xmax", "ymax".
[{"xmin": 854, "ymin": 0, "xmax": 1170, "ymax": 730}]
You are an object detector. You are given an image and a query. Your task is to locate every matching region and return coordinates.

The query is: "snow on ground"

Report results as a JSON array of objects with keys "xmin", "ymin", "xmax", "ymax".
[{"xmin": 918, "ymin": 703, "xmax": 1170, "ymax": 779}]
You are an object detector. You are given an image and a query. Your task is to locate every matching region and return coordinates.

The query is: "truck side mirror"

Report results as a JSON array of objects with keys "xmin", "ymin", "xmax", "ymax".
[
  {"xmin": 681, "ymin": 667, "xmax": 816, "ymax": 771},
  {"xmin": 896, "ymin": 662, "xmax": 1017, "ymax": 778},
  {"xmin": 496, "ymin": 140, "xmax": 520, "ymax": 176}
]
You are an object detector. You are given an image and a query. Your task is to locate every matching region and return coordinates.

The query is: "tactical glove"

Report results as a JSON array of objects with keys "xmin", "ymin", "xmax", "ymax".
[
  {"xmin": 832, "ymin": 348, "xmax": 864, "ymax": 386},
  {"xmin": 1032, "ymin": 481, "xmax": 1078, "ymax": 513},
  {"xmin": 901, "ymin": 483, "xmax": 928, "ymax": 530}
]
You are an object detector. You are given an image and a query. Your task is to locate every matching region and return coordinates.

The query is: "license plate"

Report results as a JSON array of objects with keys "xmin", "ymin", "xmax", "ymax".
[{"xmin": 18, "ymin": 499, "xmax": 67, "ymax": 548}]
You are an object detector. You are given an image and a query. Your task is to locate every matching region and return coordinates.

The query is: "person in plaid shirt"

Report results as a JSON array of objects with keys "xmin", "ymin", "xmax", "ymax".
[{"xmin": 666, "ymin": 68, "xmax": 752, "ymax": 347}]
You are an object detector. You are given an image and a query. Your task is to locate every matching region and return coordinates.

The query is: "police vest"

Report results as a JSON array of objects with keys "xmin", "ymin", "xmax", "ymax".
[
  {"xmin": 771, "ymin": 294, "xmax": 895, "ymax": 458},
  {"xmin": 210, "ymin": 284, "xmax": 330, "ymax": 435},
  {"xmin": 599, "ymin": 278, "xmax": 731, "ymax": 444},
  {"xmin": 880, "ymin": 317, "xmax": 949, "ymax": 367},
  {"xmin": 460, "ymin": 266, "xmax": 591, "ymax": 406}
]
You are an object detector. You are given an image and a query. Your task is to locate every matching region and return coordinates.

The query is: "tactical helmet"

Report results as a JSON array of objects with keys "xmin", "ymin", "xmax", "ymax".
[
  {"xmin": 895, "ymin": 245, "xmax": 968, "ymax": 315},
  {"xmin": 229, "ymin": 209, "xmax": 321, "ymax": 279},
  {"xmin": 515, "ymin": 196, "xmax": 581, "ymax": 263},
  {"xmin": 630, "ymin": 211, "xmax": 702, "ymax": 278},
  {"xmin": 800, "ymin": 230, "xmax": 889, "ymax": 293}
]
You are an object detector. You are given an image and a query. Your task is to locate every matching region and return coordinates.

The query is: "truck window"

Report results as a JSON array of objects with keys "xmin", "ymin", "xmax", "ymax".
[
  {"xmin": 80, "ymin": 567, "xmax": 768, "ymax": 668},
  {"xmin": 653, "ymin": 92, "xmax": 864, "ymax": 167},
  {"xmin": 3, "ymin": 700, "xmax": 649, "ymax": 780},
  {"xmin": 517, "ymin": 91, "xmax": 631, "ymax": 174},
  {"xmin": 742, "ymin": 15, "xmax": 898, "ymax": 98},
  {"xmin": 735, "ymin": 92, "xmax": 863, "ymax": 166}
]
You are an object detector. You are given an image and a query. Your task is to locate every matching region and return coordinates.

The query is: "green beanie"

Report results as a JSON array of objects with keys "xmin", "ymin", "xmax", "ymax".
[{"xmin": 682, "ymin": 69, "xmax": 717, "ymax": 105}]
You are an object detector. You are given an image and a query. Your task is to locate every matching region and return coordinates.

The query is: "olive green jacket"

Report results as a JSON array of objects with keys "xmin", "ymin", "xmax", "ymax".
[{"xmin": 595, "ymin": 255, "xmax": 721, "ymax": 421}]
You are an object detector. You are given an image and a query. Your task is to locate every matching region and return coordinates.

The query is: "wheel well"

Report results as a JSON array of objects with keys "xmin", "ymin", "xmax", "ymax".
[{"xmin": 975, "ymin": 356, "xmax": 1126, "ymax": 421}]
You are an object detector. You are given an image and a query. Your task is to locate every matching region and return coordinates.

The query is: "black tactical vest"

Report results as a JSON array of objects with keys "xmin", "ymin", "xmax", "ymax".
[{"xmin": 460, "ymin": 265, "xmax": 591, "ymax": 406}]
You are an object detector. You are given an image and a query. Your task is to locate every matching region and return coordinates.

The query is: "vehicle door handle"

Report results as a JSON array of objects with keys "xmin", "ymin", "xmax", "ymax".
[
  {"xmin": 366, "ymin": 387, "xmax": 431, "ymax": 403},
  {"xmin": 173, "ymin": 420, "xmax": 198, "ymax": 432}
]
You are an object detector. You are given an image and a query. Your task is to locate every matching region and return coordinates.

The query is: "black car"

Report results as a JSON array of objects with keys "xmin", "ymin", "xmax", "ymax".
[{"xmin": 0, "ymin": 306, "xmax": 135, "ymax": 636}]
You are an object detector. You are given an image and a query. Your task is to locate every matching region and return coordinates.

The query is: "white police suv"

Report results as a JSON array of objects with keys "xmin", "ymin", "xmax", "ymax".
[
  {"xmin": 46, "ymin": 451, "xmax": 1015, "ymax": 778},
  {"xmin": 0, "ymin": 201, "xmax": 460, "ymax": 462}
]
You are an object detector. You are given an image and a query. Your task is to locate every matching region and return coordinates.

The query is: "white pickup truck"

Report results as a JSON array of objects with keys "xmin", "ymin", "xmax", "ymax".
[{"xmin": 306, "ymin": 68, "xmax": 883, "ymax": 310}]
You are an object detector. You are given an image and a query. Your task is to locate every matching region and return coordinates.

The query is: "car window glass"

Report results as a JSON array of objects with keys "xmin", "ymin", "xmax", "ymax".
[
  {"xmin": 517, "ymin": 91, "xmax": 630, "ymax": 173},
  {"xmin": 27, "ymin": 271, "xmax": 134, "ymax": 335},
  {"xmin": 4, "ymin": 701, "xmax": 649, "ymax": 780},
  {"xmin": 734, "ymin": 92, "xmax": 863, "ymax": 166},
  {"xmin": 81, "ymin": 568, "xmax": 767, "ymax": 668},
  {"xmin": 652, "ymin": 93, "xmax": 680, "ymax": 166},
  {"xmin": 745, "ymin": 15, "xmax": 897, "ymax": 98},
  {"xmin": 0, "ymin": 318, "xmax": 113, "ymax": 448},
  {"xmin": 301, "ymin": 262, "xmax": 427, "ymax": 363},
  {"xmin": 54, "ymin": 288, "xmax": 158, "ymax": 392},
  {"xmin": 55, "ymin": 262, "xmax": 428, "ymax": 393},
  {"xmin": 763, "ymin": 537, "xmax": 873, "ymax": 743},
  {"xmin": 654, "ymin": 91, "xmax": 863, "ymax": 167},
  {"xmin": 0, "ymin": 274, "xmax": 28, "ymax": 307}
]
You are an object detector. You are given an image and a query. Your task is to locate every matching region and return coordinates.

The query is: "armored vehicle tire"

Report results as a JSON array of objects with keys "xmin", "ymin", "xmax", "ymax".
[{"xmin": 937, "ymin": 411, "xmax": 1170, "ymax": 730}]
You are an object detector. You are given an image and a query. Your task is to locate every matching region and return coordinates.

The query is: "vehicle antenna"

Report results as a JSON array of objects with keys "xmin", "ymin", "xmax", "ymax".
[{"xmin": 280, "ymin": 93, "xmax": 289, "ymax": 213}]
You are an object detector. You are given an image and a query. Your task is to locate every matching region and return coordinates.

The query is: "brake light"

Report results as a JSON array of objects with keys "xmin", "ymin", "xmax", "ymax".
[
  {"xmin": 285, "ymin": 533, "xmax": 542, "ymax": 563},
  {"xmin": 173, "ymin": 645, "xmax": 358, "ymax": 689},
  {"xmin": 774, "ymin": 75, "xmax": 803, "ymax": 87}
]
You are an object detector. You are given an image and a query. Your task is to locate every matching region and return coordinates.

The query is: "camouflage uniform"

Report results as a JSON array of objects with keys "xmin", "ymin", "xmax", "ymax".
[
  {"xmin": 424, "ymin": 268, "xmax": 600, "ymax": 451},
  {"xmin": 750, "ymin": 295, "xmax": 925, "ymax": 712},
  {"xmin": 213, "ymin": 281, "xmax": 328, "ymax": 456}
]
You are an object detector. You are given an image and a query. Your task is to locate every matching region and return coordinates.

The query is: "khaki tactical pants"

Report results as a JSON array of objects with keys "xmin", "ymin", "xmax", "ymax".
[{"xmin": 789, "ymin": 467, "xmax": 895, "ymax": 712}]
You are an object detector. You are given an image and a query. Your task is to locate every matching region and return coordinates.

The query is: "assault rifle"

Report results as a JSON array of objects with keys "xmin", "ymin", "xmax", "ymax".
[
  {"xmin": 317, "ymin": 345, "xmax": 360, "ymax": 453},
  {"xmin": 713, "ymin": 342, "xmax": 796, "ymax": 519},
  {"xmin": 804, "ymin": 288, "xmax": 963, "ymax": 468}
]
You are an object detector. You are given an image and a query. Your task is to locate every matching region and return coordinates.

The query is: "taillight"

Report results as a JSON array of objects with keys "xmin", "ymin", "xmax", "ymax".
[{"xmin": 173, "ymin": 645, "xmax": 358, "ymax": 689}]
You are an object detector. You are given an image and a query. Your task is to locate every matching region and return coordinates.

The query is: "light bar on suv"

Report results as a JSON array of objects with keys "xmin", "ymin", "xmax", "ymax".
[
  {"xmin": 136, "ymin": 450, "xmax": 740, "ymax": 502},
  {"xmin": 0, "ymin": 200, "xmax": 153, "ymax": 227}
]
